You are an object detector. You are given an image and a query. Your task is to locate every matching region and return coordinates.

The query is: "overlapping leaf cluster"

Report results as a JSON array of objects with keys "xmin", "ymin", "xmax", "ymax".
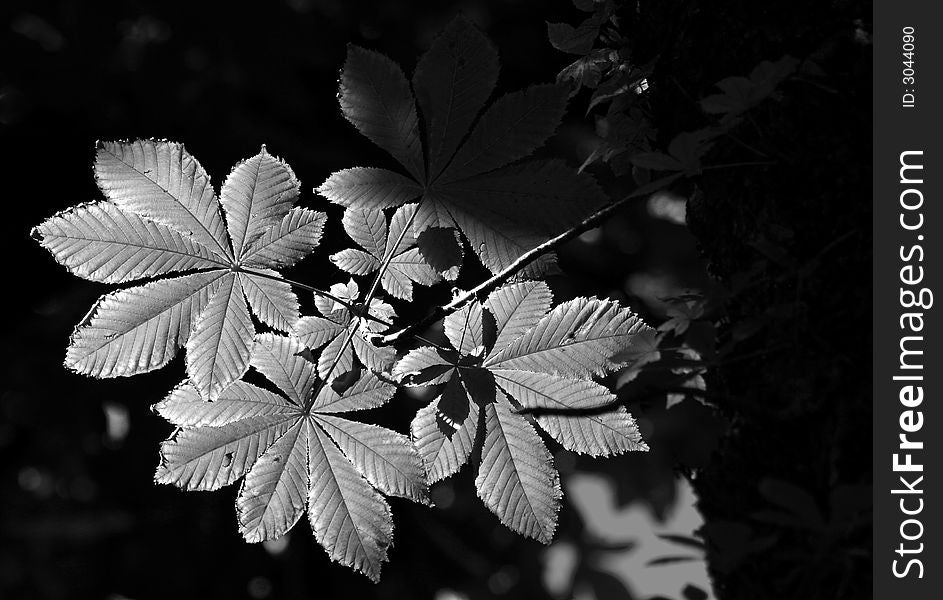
[
  {"xmin": 319, "ymin": 16, "xmax": 607, "ymax": 277},
  {"xmin": 31, "ymin": 15, "xmax": 657, "ymax": 584},
  {"xmin": 395, "ymin": 281, "xmax": 650, "ymax": 542}
]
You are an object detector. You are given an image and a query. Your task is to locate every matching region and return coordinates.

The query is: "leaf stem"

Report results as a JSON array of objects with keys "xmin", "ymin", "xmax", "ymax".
[
  {"xmin": 379, "ymin": 173, "xmax": 684, "ymax": 345},
  {"xmin": 701, "ymin": 161, "xmax": 775, "ymax": 171},
  {"xmin": 364, "ymin": 205, "xmax": 420, "ymax": 303},
  {"xmin": 240, "ymin": 267, "xmax": 391, "ymax": 328},
  {"xmin": 307, "ymin": 205, "xmax": 438, "ymax": 402}
]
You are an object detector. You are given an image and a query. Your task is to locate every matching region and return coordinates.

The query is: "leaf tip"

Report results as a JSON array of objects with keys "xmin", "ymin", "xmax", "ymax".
[{"xmin": 29, "ymin": 224, "xmax": 44, "ymax": 244}]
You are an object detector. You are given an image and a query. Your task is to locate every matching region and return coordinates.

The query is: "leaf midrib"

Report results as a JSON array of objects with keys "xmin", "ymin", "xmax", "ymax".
[
  {"xmin": 104, "ymin": 145, "xmax": 233, "ymax": 260},
  {"xmin": 49, "ymin": 230, "xmax": 231, "ymax": 270},
  {"xmin": 314, "ymin": 414, "xmax": 417, "ymax": 495}
]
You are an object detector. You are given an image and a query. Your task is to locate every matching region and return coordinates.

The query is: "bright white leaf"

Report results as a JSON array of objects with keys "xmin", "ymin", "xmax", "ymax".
[
  {"xmin": 95, "ymin": 140, "xmax": 232, "ymax": 259},
  {"xmin": 486, "ymin": 297, "xmax": 649, "ymax": 377},
  {"xmin": 32, "ymin": 202, "xmax": 225, "ymax": 284},
  {"xmin": 295, "ymin": 316, "xmax": 347, "ymax": 350},
  {"xmin": 444, "ymin": 302, "xmax": 486, "ymax": 356},
  {"xmin": 307, "ymin": 424, "xmax": 393, "ymax": 582},
  {"xmin": 317, "ymin": 330, "xmax": 356, "ymax": 382},
  {"xmin": 155, "ymin": 414, "xmax": 297, "ymax": 491},
  {"xmin": 316, "ymin": 414, "xmax": 429, "ymax": 503},
  {"xmin": 237, "ymin": 419, "xmax": 309, "ymax": 542},
  {"xmin": 331, "ymin": 248, "xmax": 381, "ymax": 276},
  {"xmin": 411, "ymin": 400, "xmax": 479, "ymax": 483},
  {"xmin": 310, "ymin": 370, "xmax": 397, "ymax": 414},
  {"xmin": 221, "ymin": 147, "xmax": 299, "ymax": 257},
  {"xmin": 185, "ymin": 273, "xmax": 254, "ymax": 400},
  {"xmin": 242, "ymin": 207, "xmax": 327, "ymax": 269},
  {"xmin": 66, "ymin": 270, "xmax": 226, "ymax": 378},
  {"xmin": 475, "ymin": 398, "xmax": 561, "ymax": 543},
  {"xmin": 154, "ymin": 380, "xmax": 295, "ymax": 428},
  {"xmin": 392, "ymin": 347, "xmax": 453, "ymax": 386},
  {"xmin": 318, "ymin": 167, "xmax": 422, "ymax": 210},
  {"xmin": 491, "ymin": 369, "xmax": 615, "ymax": 411},
  {"xmin": 342, "ymin": 207, "xmax": 387, "ymax": 258},
  {"xmin": 486, "ymin": 281, "xmax": 553, "ymax": 353},
  {"xmin": 239, "ymin": 270, "xmax": 300, "ymax": 332},
  {"xmin": 491, "ymin": 369, "xmax": 646, "ymax": 456},
  {"xmin": 249, "ymin": 333, "xmax": 316, "ymax": 405},
  {"xmin": 536, "ymin": 404, "xmax": 647, "ymax": 457},
  {"xmin": 351, "ymin": 329, "xmax": 396, "ymax": 375}
]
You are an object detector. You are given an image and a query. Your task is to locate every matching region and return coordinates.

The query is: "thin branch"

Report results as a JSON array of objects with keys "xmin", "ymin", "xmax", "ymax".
[
  {"xmin": 723, "ymin": 132, "xmax": 771, "ymax": 159},
  {"xmin": 243, "ymin": 242, "xmax": 451, "ymax": 354},
  {"xmin": 239, "ymin": 266, "xmax": 391, "ymax": 328},
  {"xmin": 514, "ymin": 385, "xmax": 712, "ymax": 416},
  {"xmin": 701, "ymin": 161, "xmax": 775, "ymax": 171},
  {"xmin": 379, "ymin": 173, "xmax": 684, "ymax": 345}
]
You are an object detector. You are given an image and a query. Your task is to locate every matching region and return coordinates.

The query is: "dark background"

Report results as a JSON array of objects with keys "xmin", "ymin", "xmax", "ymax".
[{"xmin": 0, "ymin": 1, "xmax": 870, "ymax": 599}]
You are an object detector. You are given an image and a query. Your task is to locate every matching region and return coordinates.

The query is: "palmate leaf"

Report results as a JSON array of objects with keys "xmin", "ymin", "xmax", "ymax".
[
  {"xmin": 396, "ymin": 281, "xmax": 651, "ymax": 541},
  {"xmin": 319, "ymin": 15, "xmax": 606, "ymax": 277},
  {"xmin": 156, "ymin": 333, "xmax": 427, "ymax": 582},
  {"xmin": 331, "ymin": 204, "xmax": 440, "ymax": 300},
  {"xmin": 32, "ymin": 140, "xmax": 326, "ymax": 400}
]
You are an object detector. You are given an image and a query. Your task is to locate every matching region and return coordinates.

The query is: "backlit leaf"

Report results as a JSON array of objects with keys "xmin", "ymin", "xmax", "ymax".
[
  {"xmin": 221, "ymin": 147, "xmax": 299, "ymax": 257},
  {"xmin": 242, "ymin": 208, "xmax": 326, "ymax": 269},
  {"xmin": 317, "ymin": 168, "xmax": 422, "ymax": 210},
  {"xmin": 95, "ymin": 140, "xmax": 231, "ymax": 259},
  {"xmin": 411, "ymin": 400, "xmax": 480, "ymax": 482},
  {"xmin": 37, "ymin": 140, "xmax": 326, "ymax": 401},
  {"xmin": 392, "ymin": 283, "xmax": 651, "ymax": 538},
  {"xmin": 155, "ymin": 333, "xmax": 425, "ymax": 581},
  {"xmin": 185, "ymin": 273, "xmax": 255, "ymax": 400},
  {"xmin": 316, "ymin": 414, "xmax": 429, "ymax": 503},
  {"xmin": 33, "ymin": 202, "xmax": 225, "ymax": 284},
  {"xmin": 239, "ymin": 270, "xmax": 300, "ymax": 332},
  {"xmin": 307, "ymin": 424, "xmax": 393, "ymax": 582},
  {"xmin": 332, "ymin": 205, "xmax": 441, "ymax": 300},
  {"xmin": 486, "ymin": 281, "xmax": 553, "ymax": 353},
  {"xmin": 237, "ymin": 420, "xmax": 309, "ymax": 542},
  {"xmin": 486, "ymin": 297, "xmax": 649, "ymax": 377},
  {"xmin": 476, "ymin": 397, "xmax": 561, "ymax": 543},
  {"xmin": 339, "ymin": 46, "xmax": 425, "ymax": 182},
  {"xmin": 66, "ymin": 270, "xmax": 225, "ymax": 378}
]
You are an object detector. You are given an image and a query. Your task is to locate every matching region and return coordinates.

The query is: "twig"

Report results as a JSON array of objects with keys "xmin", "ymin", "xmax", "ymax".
[
  {"xmin": 364, "ymin": 205, "xmax": 420, "ymax": 303},
  {"xmin": 701, "ymin": 161, "xmax": 775, "ymax": 171},
  {"xmin": 724, "ymin": 132, "xmax": 771, "ymax": 159},
  {"xmin": 240, "ymin": 267, "xmax": 391, "ymax": 328},
  {"xmin": 306, "ymin": 205, "xmax": 435, "ymax": 405},
  {"xmin": 379, "ymin": 173, "xmax": 684, "ymax": 345}
]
